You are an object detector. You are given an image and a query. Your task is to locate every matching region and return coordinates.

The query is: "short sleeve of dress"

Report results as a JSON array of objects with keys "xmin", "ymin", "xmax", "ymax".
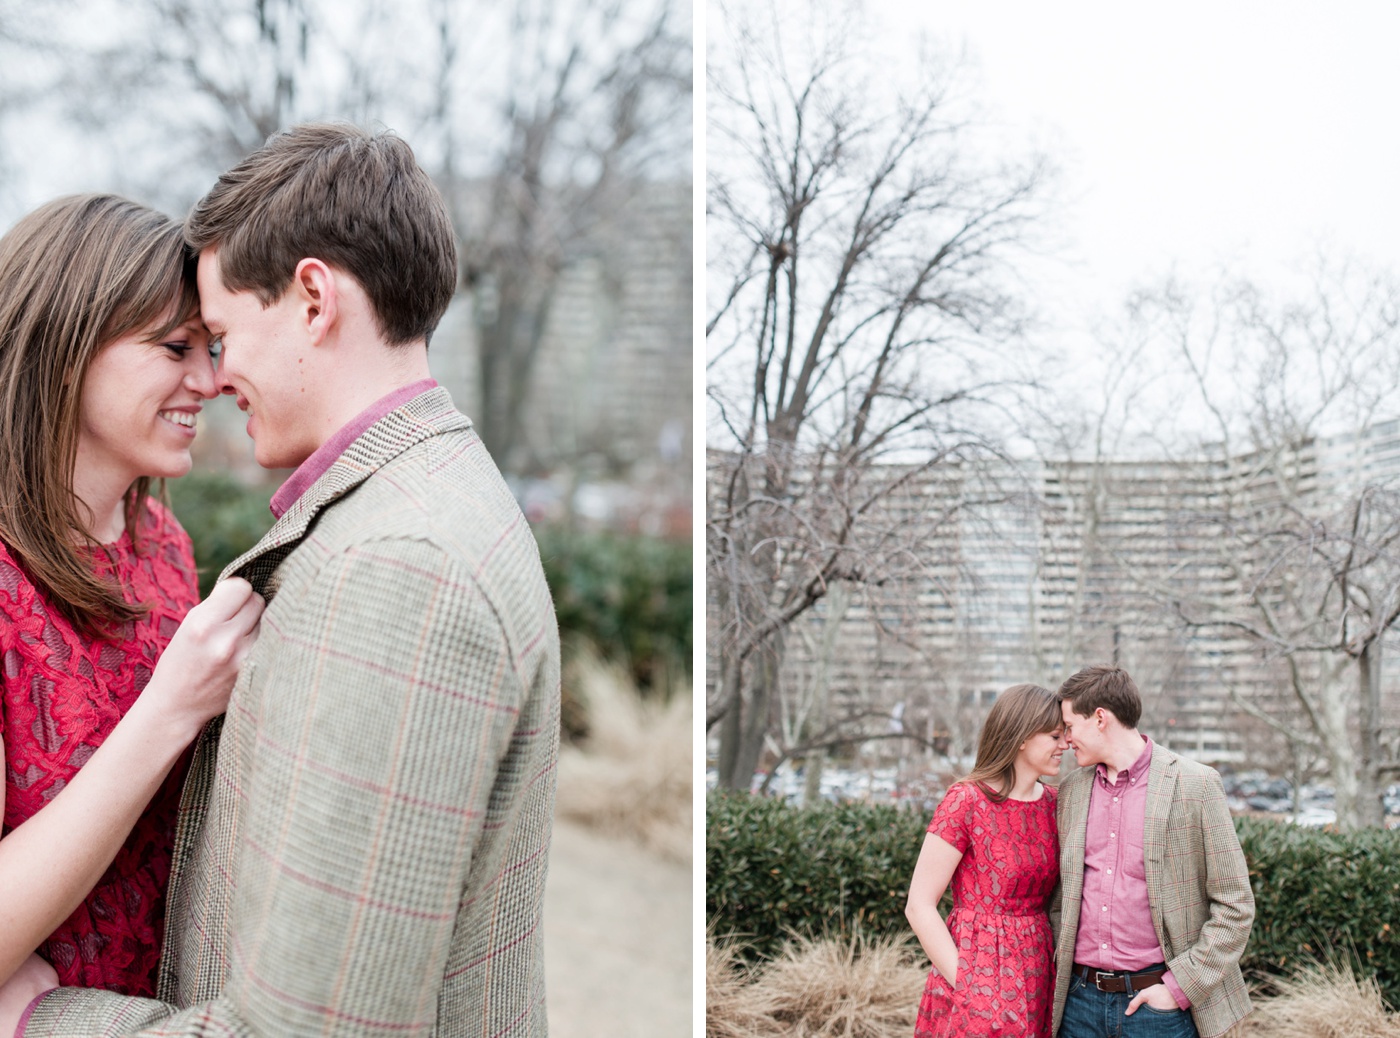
[{"xmin": 926, "ymin": 782, "xmax": 977, "ymax": 854}]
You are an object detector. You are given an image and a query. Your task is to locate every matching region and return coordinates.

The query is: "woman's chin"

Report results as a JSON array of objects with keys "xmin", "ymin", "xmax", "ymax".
[{"xmin": 147, "ymin": 455, "xmax": 194, "ymax": 480}]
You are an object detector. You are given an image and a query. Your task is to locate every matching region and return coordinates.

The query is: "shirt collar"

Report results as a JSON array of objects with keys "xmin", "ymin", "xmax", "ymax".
[
  {"xmin": 1095, "ymin": 735, "xmax": 1153, "ymax": 787},
  {"xmin": 269, "ymin": 379, "xmax": 439, "ymax": 518}
]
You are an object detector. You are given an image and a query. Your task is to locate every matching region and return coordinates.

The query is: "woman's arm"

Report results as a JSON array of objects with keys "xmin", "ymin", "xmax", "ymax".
[
  {"xmin": 0, "ymin": 578, "xmax": 262, "ymax": 988},
  {"xmin": 0, "ymin": 954, "xmax": 58, "ymax": 1034},
  {"xmin": 904, "ymin": 833, "xmax": 964, "ymax": 985}
]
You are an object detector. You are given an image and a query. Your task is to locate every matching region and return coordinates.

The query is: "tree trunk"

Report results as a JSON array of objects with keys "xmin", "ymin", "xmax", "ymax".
[
  {"xmin": 1357, "ymin": 641, "xmax": 1386, "ymax": 828},
  {"xmin": 731, "ymin": 632, "xmax": 784, "ymax": 791},
  {"xmin": 715, "ymin": 656, "xmax": 744, "ymax": 789},
  {"xmin": 803, "ymin": 581, "xmax": 850, "ymax": 805},
  {"xmin": 1320, "ymin": 673, "xmax": 1362, "ymax": 829}
]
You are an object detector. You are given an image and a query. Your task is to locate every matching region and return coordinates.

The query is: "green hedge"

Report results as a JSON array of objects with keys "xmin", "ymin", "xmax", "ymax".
[
  {"xmin": 707, "ymin": 793, "xmax": 1400, "ymax": 1002},
  {"xmin": 533, "ymin": 526, "xmax": 692, "ymax": 690},
  {"xmin": 166, "ymin": 472, "xmax": 275, "ymax": 598},
  {"xmin": 164, "ymin": 475, "xmax": 692, "ymax": 690},
  {"xmin": 1237, "ymin": 815, "xmax": 1400, "ymax": 998},
  {"xmin": 706, "ymin": 791, "xmax": 931, "ymax": 960}
]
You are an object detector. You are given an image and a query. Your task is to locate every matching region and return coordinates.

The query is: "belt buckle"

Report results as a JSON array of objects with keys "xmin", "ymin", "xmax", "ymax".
[{"xmin": 1093, "ymin": 970, "xmax": 1116, "ymax": 991}]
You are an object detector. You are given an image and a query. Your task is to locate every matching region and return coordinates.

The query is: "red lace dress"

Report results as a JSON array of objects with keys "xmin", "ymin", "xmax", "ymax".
[
  {"xmin": 915, "ymin": 781, "xmax": 1059, "ymax": 1038},
  {"xmin": 0, "ymin": 501, "xmax": 199, "ymax": 996}
]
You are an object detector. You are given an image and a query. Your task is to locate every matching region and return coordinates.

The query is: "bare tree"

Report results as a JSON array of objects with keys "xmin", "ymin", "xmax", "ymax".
[
  {"xmin": 450, "ymin": 1, "xmax": 689, "ymax": 469},
  {"xmin": 705, "ymin": 0, "xmax": 1048, "ymax": 791},
  {"xmin": 1131, "ymin": 264, "xmax": 1400, "ymax": 828}
]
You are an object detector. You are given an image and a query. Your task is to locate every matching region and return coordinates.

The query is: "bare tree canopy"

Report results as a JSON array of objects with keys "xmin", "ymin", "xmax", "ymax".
[
  {"xmin": 1100, "ymin": 261, "xmax": 1400, "ymax": 828},
  {"xmin": 705, "ymin": 0, "xmax": 1049, "ymax": 791}
]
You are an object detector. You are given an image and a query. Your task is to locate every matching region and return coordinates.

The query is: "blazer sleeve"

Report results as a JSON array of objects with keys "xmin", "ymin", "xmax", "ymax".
[
  {"xmin": 1163, "ymin": 770, "xmax": 1256, "ymax": 1005},
  {"xmin": 22, "ymin": 540, "xmax": 527, "ymax": 1037}
]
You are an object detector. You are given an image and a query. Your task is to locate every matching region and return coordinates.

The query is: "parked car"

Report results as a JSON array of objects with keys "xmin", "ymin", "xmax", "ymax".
[{"xmin": 1292, "ymin": 807, "xmax": 1337, "ymax": 828}]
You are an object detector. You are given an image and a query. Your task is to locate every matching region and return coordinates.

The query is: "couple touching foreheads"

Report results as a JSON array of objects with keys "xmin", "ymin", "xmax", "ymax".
[
  {"xmin": 0, "ymin": 124, "xmax": 559, "ymax": 1037},
  {"xmin": 907, "ymin": 666, "xmax": 1255, "ymax": 1038}
]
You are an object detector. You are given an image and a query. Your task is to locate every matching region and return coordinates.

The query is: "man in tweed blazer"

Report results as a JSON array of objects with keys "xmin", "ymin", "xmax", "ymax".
[
  {"xmin": 17, "ymin": 125, "xmax": 559, "ymax": 1036},
  {"xmin": 1052, "ymin": 666, "xmax": 1253, "ymax": 1038}
]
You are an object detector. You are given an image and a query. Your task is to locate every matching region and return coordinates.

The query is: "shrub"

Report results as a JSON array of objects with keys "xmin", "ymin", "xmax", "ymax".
[
  {"xmin": 707, "ymin": 793, "xmax": 1400, "ymax": 1002},
  {"xmin": 1236, "ymin": 816, "xmax": 1400, "ymax": 1003},
  {"xmin": 533, "ymin": 525, "xmax": 691, "ymax": 690},
  {"xmin": 165, "ymin": 472, "xmax": 275, "ymax": 597},
  {"xmin": 706, "ymin": 792, "xmax": 929, "ymax": 961}
]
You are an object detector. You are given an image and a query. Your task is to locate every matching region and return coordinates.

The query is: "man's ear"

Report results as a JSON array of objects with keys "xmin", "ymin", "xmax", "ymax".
[{"xmin": 293, "ymin": 258, "xmax": 338, "ymax": 346}]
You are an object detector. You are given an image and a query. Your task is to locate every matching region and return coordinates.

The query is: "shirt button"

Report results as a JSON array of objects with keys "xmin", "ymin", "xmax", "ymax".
[
  {"xmin": 1102, "ymin": 905, "xmax": 1108, "ymax": 911},
  {"xmin": 1113, "ymin": 797, "xmax": 1119, "ymax": 802},
  {"xmin": 1107, "ymin": 868, "xmax": 1113, "ymax": 875},
  {"xmin": 1110, "ymin": 832, "xmax": 1116, "ymax": 839},
  {"xmin": 1102, "ymin": 943, "xmax": 1108, "ymax": 950}
]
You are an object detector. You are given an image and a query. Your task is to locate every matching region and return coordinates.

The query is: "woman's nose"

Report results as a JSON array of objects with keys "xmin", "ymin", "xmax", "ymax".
[{"xmin": 184, "ymin": 347, "xmax": 219, "ymax": 398}]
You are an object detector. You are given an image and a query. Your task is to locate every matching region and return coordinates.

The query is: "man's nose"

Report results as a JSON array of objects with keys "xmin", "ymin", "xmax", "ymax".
[
  {"xmin": 214, "ymin": 364, "xmax": 238, "ymax": 396},
  {"xmin": 184, "ymin": 349, "xmax": 219, "ymax": 399}
]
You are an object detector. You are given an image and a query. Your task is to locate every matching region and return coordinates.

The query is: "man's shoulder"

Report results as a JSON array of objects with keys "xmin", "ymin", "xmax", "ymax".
[
  {"xmin": 336, "ymin": 422, "xmax": 524, "ymax": 551},
  {"xmin": 1154, "ymin": 745, "xmax": 1229, "ymax": 805},
  {"xmin": 1156, "ymin": 744, "xmax": 1220, "ymax": 779},
  {"xmin": 319, "ymin": 424, "xmax": 551, "ymax": 611}
]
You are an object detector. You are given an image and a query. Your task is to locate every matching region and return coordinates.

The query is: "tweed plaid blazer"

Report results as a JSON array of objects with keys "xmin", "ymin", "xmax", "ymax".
[
  {"xmin": 1050, "ymin": 745, "xmax": 1254, "ymax": 1038},
  {"xmin": 24, "ymin": 388, "xmax": 561, "ymax": 1037}
]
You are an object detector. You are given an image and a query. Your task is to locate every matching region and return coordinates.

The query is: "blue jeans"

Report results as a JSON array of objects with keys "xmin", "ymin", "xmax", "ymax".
[{"xmin": 1058, "ymin": 973, "xmax": 1200, "ymax": 1038}]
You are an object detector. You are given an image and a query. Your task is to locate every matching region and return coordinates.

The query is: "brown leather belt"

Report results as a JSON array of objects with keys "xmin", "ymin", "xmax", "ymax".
[{"xmin": 1071, "ymin": 963, "xmax": 1168, "ymax": 994}]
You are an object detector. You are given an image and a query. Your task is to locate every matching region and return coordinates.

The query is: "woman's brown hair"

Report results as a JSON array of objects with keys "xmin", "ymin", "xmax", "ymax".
[
  {"xmin": 961, "ymin": 683, "xmax": 1063, "ymax": 802},
  {"xmin": 0, "ymin": 194, "xmax": 199, "ymax": 634}
]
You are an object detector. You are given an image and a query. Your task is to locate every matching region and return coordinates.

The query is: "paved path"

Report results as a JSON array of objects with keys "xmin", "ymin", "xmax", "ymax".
[{"xmin": 544, "ymin": 819, "xmax": 693, "ymax": 1036}]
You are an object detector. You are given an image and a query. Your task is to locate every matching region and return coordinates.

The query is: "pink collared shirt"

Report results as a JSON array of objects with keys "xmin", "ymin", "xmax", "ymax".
[
  {"xmin": 269, "ymin": 379, "xmax": 439, "ymax": 518},
  {"xmin": 1073, "ymin": 737, "xmax": 1190, "ymax": 1009}
]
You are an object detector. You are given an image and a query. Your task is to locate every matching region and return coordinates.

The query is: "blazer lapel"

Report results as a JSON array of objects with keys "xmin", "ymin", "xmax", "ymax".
[
  {"xmin": 1143, "ymin": 744, "xmax": 1178, "ymax": 953},
  {"xmin": 218, "ymin": 387, "xmax": 472, "ymax": 599},
  {"xmin": 1059, "ymin": 769, "xmax": 1092, "ymax": 913}
]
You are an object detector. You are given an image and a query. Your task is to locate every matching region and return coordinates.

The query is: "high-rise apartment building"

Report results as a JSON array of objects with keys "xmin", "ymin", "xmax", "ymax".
[{"xmin": 712, "ymin": 420, "xmax": 1400, "ymax": 773}]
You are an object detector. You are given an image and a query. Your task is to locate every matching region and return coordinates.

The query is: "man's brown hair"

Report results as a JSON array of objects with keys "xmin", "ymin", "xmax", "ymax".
[
  {"xmin": 0, "ymin": 194, "xmax": 199, "ymax": 633},
  {"xmin": 1058, "ymin": 664, "xmax": 1143, "ymax": 729},
  {"xmin": 185, "ymin": 123, "xmax": 457, "ymax": 346}
]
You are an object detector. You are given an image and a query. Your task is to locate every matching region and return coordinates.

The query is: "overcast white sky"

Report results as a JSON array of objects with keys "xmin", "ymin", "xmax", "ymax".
[{"xmin": 888, "ymin": 2, "xmax": 1400, "ymax": 334}]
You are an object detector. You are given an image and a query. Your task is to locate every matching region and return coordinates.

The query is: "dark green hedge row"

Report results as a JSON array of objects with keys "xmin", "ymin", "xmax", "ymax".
[
  {"xmin": 1236, "ymin": 815, "xmax": 1400, "ymax": 1001},
  {"xmin": 166, "ymin": 474, "xmax": 692, "ymax": 689},
  {"xmin": 707, "ymin": 792, "xmax": 1400, "ymax": 1003},
  {"xmin": 533, "ymin": 525, "xmax": 692, "ymax": 690},
  {"xmin": 167, "ymin": 472, "xmax": 275, "ymax": 598},
  {"xmin": 706, "ymin": 792, "xmax": 931, "ymax": 961}
]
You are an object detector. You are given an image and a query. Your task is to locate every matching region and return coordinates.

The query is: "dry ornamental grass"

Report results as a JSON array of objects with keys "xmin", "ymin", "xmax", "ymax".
[
  {"xmin": 554, "ymin": 652, "xmax": 692, "ymax": 862},
  {"xmin": 708, "ymin": 937, "xmax": 1400, "ymax": 1038},
  {"xmin": 1234, "ymin": 961, "xmax": 1400, "ymax": 1038},
  {"xmin": 707, "ymin": 935, "xmax": 924, "ymax": 1038}
]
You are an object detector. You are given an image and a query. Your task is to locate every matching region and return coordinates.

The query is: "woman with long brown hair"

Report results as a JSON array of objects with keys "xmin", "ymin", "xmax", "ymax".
[
  {"xmin": 0, "ymin": 195, "xmax": 263, "ymax": 1021},
  {"xmin": 905, "ymin": 683, "xmax": 1068, "ymax": 1038}
]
